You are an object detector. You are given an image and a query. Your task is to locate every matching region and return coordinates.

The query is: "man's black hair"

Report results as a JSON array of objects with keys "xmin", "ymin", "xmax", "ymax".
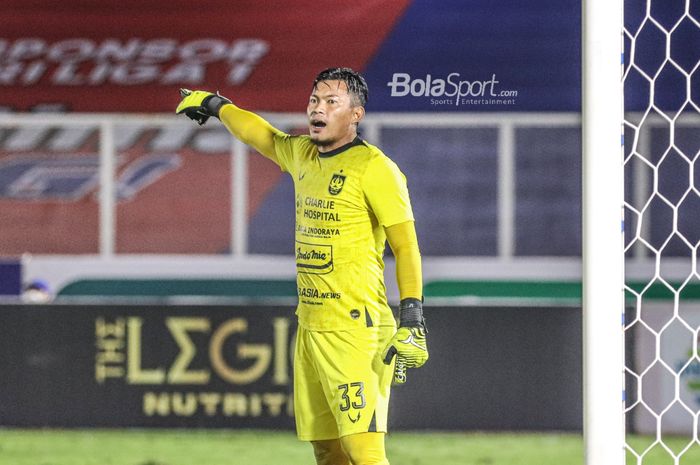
[{"xmin": 312, "ymin": 68, "xmax": 368, "ymax": 107}]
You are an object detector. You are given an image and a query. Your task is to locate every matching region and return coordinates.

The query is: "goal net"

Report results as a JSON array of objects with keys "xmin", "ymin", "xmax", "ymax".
[{"xmin": 624, "ymin": 0, "xmax": 700, "ymax": 463}]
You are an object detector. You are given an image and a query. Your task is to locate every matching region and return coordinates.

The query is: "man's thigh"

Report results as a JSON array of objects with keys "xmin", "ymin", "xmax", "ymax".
[{"xmin": 294, "ymin": 326, "xmax": 395, "ymax": 441}]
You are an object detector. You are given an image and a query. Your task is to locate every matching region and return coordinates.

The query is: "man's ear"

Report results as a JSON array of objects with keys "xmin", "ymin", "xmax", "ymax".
[{"xmin": 352, "ymin": 106, "xmax": 365, "ymax": 124}]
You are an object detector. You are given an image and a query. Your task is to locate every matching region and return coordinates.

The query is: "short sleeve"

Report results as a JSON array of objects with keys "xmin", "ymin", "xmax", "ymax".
[{"xmin": 362, "ymin": 155, "xmax": 415, "ymax": 227}]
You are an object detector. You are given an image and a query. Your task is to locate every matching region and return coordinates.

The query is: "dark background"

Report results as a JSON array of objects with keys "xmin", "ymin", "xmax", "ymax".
[{"xmin": 0, "ymin": 304, "xmax": 581, "ymax": 430}]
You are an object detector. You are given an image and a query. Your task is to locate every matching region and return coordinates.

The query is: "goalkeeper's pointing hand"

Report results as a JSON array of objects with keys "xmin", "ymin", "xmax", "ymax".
[
  {"xmin": 176, "ymin": 89, "xmax": 232, "ymax": 126},
  {"xmin": 382, "ymin": 298, "xmax": 428, "ymax": 385}
]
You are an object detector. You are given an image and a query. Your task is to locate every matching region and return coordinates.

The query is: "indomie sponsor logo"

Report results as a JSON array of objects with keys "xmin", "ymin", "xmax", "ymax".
[
  {"xmin": 296, "ymin": 248, "xmax": 327, "ymax": 261},
  {"xmin": 295, "ymin": 241, "xmax": 333, "ymax": 274}
]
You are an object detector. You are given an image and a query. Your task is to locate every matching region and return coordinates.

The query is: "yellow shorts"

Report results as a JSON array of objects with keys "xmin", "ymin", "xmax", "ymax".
[{"xmin": 294, "ymin": 325, "xmax": 395, "ymax": 441}]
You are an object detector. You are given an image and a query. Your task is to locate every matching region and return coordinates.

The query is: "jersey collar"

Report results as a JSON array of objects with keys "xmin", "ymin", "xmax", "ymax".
[{"xmin": 317, "ymin": 136, "xmax": 365, "ymax": 158}]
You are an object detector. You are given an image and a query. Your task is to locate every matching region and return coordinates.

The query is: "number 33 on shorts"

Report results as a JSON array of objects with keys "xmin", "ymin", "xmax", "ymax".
[
  {"xmin": 338, "ymin": 382, "xmax": 366, "ymax": 410},
  {"xmin": 338, "ymin": 382, "xmax": 366, "ymax": 422}
]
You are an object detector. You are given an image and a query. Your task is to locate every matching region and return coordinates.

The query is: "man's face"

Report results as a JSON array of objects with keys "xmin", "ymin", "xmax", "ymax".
[{"xmin": 307, "ymin": 80, "xmax": 364, "ymax": 151}]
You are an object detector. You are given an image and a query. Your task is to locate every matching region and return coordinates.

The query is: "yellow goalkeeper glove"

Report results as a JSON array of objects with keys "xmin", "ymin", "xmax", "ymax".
[
  {"xmin": 175, "ymin": 88, "xmax": 232, "ymax": 126},
  {"xmin": 382, "ymin": 298, "xmax": 428, "ymax": 385}
]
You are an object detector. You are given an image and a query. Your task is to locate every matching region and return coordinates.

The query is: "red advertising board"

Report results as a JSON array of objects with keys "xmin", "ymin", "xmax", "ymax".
[
  {"xmin": 0, "ymin": 1, "xmax": 409, "ymax": 254},
  {"xmin": 1, "ymin": 0, "xmax": 410, "ymax": 112}
]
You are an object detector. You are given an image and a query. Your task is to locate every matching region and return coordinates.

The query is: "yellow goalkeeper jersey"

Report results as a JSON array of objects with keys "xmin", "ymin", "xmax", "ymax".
[{"xmin": 272, "ymin": 134, "xmax": 414, "ymax": 331}]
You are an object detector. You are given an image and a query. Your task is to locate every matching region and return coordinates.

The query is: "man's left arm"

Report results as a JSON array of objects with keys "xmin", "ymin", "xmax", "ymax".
[
  {"xmin": 361, "ymin": 156, "xmax": 428, "ymax": 383},
  {"xmin": 385, "ymin": 221, "xmax": 422, "ymax": 302},
  {"xmin": 383, "ymin": 221, "xmax": 429, "ymax": 384}
]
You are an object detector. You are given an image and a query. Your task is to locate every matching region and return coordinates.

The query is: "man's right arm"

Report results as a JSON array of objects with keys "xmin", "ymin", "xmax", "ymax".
[
  {"xmin": 218, "ymin": 104, "xmax": 282, "ymax": 163},
  {"xmin": 176, "ymin": 89, "xmax": 283, "ymax": 164}
]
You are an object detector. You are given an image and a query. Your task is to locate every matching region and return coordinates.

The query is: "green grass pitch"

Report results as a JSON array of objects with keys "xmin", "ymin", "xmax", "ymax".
[{"xmin": 0, "ymin": 429, "xmax": 698, "ymax": 464}]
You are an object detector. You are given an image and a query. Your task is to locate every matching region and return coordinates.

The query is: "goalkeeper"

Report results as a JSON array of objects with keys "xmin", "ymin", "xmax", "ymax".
[{"xmin": 176, "ymin": 68, "xmax": 427, "ymax": 465}]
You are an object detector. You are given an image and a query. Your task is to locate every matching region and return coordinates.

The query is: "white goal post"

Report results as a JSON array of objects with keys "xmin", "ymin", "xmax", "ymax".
[{"xmin": 582, "ymin": 0, "xmax": 625, "ymax": 464}]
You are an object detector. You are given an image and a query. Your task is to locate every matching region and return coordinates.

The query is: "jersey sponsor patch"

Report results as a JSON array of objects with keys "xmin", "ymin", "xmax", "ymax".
[{"xmin": 295, "ymin": 241, "xmax": 333, "ymax": 274}]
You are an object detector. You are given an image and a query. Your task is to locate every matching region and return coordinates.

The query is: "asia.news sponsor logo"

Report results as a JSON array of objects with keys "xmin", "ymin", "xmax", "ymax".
[{"xmin": 387, "ymin": 72, "xmax": 518, "ymax": 107}]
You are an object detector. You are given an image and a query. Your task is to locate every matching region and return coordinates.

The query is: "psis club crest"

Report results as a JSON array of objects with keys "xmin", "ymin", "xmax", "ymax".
[{"xmin": 328, "ymin": 172, "xmax": 346, "ymax": 195}]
